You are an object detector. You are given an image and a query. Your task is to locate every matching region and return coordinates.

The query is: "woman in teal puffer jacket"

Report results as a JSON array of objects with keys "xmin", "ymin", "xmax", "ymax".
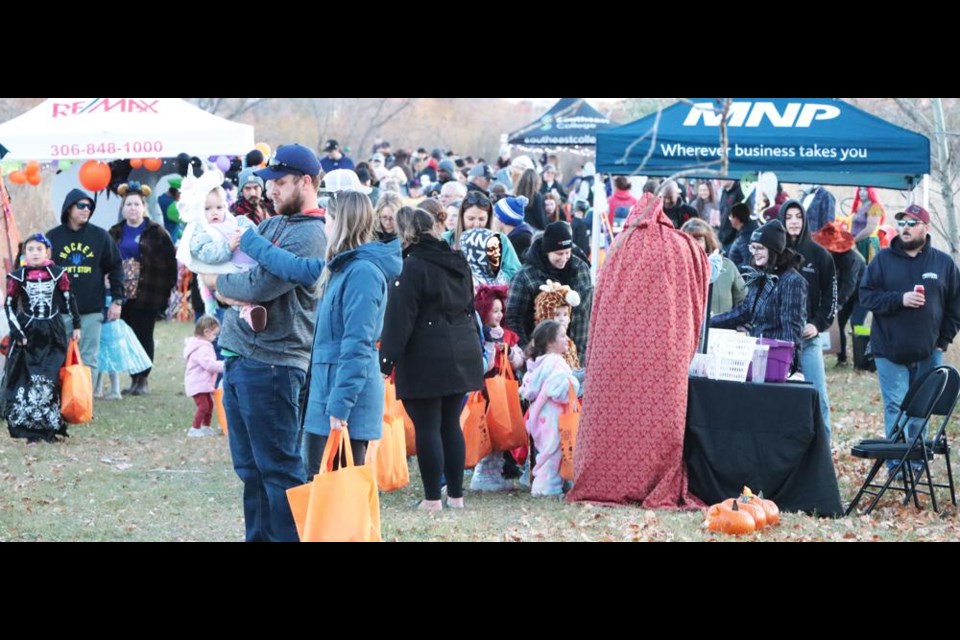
[{"xmin": 239, "ymin": 191, "xmax": 402, "ymax": 479}]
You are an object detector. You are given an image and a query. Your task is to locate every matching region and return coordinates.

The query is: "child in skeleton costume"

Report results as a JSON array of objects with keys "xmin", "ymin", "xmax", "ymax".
[{"xmin": 3, "ymin": 233, "xmax": 81, "ymax": 441}]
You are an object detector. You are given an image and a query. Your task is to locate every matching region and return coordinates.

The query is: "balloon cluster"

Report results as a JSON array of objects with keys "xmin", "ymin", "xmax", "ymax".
[
  {"xmin": 6, "ymin": 160, "xmax": 43, "ymax": 186},
  {"xmin": 129, "ymin": 158, "xmax": 163, "ymax": 171}
]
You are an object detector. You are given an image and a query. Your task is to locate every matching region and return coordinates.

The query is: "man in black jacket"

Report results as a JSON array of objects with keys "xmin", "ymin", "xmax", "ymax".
[
  {"xmin": 48, "ymin": 190, "xmax": 124, "ymax": 390},
  {"xmin": 860, "ymin": 204, "xmax": 960, "ymax": 471},
  {"xmin": 660, "ymin": 180, "xmax": 698, "ymax": 229},
  {"xmin": 780, "ymin": 199, "xmax": 837, "ymax": 436}
]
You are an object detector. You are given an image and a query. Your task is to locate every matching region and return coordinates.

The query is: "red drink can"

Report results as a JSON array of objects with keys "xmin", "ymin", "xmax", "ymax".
[{"xmin": 915, "ymin": 285, "xmax": 925, "ymax": 295}]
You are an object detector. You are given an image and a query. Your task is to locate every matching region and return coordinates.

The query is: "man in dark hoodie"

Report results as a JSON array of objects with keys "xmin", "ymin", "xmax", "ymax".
[
  {"xmin": 208, "ymin": 144, "xmax": 328, "ymax": 543},
  {"xmin": 780, "ymin": 199, "xmax": 838, "ymax": 436},
  {"xmin": 860, "ymin": 204, "xmax": 960, "ymax": 474},
  {"xmin": 47, "ymin": 189, "xmax": 124, "ymax": 387}
]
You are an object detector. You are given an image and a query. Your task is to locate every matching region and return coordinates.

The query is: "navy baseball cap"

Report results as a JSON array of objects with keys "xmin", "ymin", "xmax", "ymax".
[{"xmin": 255, "ymin": 144, "xmax": 321, "ymax": 180}]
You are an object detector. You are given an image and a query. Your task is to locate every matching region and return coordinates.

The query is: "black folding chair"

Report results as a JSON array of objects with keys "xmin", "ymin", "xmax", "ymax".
[
  {"xmin": 846, "ymin": 366, "xmax": 949, "ymax": 516},
  {"xmin": 905, "ymin": 365, "xmax": 960, "ymax": 510}
]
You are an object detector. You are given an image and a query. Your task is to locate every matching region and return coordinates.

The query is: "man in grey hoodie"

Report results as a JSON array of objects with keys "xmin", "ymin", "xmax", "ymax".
[{"xmin": 210, "ymin": 144, "xmax": 327, "ymax": 543}]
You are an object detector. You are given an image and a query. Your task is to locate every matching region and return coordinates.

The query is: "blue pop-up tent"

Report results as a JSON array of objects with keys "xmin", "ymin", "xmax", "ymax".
[
  {"xmin": 596, "ymin": 98, "xmax": 930, "ymax": 189},
  {"xmin": 508, "ymin": 98, "xmax": 613, "ymax": 148}
]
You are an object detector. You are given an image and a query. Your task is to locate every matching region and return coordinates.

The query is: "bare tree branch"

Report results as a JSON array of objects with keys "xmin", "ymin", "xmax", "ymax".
[
  {"xmin": 355, "ymin": 99, "xmax": 414, "ymax": 157},
  {"xmin": 893, "ymin": 98, "xmax": 934, "ymax": 130},
  {"xmin": 188, "ymin": 98, "xmax": 271, "ymax": 120},
  {"xmin": 223, "ymin": 98, "xmax": 271, "ymax": 120}
]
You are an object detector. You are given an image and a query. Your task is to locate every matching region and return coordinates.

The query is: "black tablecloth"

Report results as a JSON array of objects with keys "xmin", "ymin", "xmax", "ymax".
[{"xmin": 684, "ymin": 377, "xmax": 843, "ymax": 517}]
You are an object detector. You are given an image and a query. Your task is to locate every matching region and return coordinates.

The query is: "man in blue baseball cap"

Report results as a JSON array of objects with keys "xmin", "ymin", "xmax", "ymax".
[{"xmin": 208, "ymin": 142, "xmax": 328, "ymax": 542}]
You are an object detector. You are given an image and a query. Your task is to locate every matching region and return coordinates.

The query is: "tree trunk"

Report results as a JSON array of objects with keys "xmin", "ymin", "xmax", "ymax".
[{"xmin": 932, "ymin": 98, "xmax": 960, "ymax": 262}]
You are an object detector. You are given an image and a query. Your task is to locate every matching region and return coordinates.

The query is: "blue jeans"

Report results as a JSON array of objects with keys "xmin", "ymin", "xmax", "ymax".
[
  {"xmin": 800, "ymin": 335, "xmax": 832, "ymax": 437},
  {"xmin": 223, "ymin": 357, "xmax": 307, "ymax": 542},
  {"xmin": 874, "ymin": 351, "xmax": 943, "ymax": 470}
]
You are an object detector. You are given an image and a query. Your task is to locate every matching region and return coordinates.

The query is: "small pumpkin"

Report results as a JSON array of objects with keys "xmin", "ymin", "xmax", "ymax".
[
  {"xmin": 742, "ymin": 487, "xmax": 780, "ymax": 526},
  {"xmin": 722, "ymin": 496, "xmax": 767, "ymax": 529},
  {"xmin": 707, "ymin": 501, "xmax": 755, "ymax": 535},
  {"xmin": 718, "ymin": 501, "xmax": 755, "ymax": 535}
]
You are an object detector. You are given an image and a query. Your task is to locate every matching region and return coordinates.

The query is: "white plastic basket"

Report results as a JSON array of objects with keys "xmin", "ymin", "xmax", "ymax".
[{"xmin": 707, "ymin": 331, "xmax": 757, "ymax": 382}]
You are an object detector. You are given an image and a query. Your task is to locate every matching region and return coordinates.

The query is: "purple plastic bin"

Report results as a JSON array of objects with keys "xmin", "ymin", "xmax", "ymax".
[{"xmin": 746, "ymin": 338, "xmax": 795, "ymax": 383}]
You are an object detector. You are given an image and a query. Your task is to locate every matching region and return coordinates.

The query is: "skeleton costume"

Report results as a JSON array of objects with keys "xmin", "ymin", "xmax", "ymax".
[{"xmin": 3, "ymin": 254, "xmax": 81, "ymax": 441}]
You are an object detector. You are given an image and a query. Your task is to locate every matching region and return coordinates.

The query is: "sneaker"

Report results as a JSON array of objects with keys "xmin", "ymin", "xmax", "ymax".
[
  {"xmin": 470, "ymin": 474, "xmax": 515, "ymax": 492},
  {"xmin": 102, "ymin": 392, "xmax": 123, "ymax": 401},
  {"xmin": 187, "ymin": 428, "xmax": 206, "ymax": 438}
]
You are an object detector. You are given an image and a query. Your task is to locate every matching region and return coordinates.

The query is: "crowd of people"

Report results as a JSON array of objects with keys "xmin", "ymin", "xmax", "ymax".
[{"xmin": 4, "ymin": 133, "xmax": 959, "ymax": 539}]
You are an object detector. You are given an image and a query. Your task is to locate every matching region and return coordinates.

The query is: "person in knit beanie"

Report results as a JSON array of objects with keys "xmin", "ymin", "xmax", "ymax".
[
  {"xmin": 533, "ymin": 280, "xmax": 582, "ymax": 369},
  {"xmin": 711, "ymin": 219, "xmax": 809, "ymax": 366},
  {"xmin": 494, "ymin": 195, "xmax": 534, "ymax": 259}
]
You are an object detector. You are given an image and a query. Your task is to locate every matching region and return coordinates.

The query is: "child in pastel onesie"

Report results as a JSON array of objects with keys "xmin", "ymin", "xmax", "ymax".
[{"xmin": 519, "ymin": 319, "xmax": 579, "ymax": 497}]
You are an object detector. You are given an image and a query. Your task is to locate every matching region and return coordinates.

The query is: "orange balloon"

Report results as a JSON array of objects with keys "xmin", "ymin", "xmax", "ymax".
[
  {"xmin": 143, "ymin": 158, "xmax": 162, "ymax": 171},
  {"xmin": 130, "ymin": 158, "xmax": 144, "ymax": 169},
  {"xmin": 78, "ymin": 160, "xmax": 112, "ymax": 192},
  {"xmin": 27, "ymin": 173, "xmax": 41, "ymax": 186},
  {"xmin": 8, "ymin": 170, "xmax": 27, "ymax": 185},
  {"xmin": 25, "ymin": 161, "xmax": 41, "ymax": 176}
]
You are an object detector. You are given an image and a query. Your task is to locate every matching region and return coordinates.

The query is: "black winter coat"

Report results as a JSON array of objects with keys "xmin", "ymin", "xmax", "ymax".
[{"xmin": 379, "ymin": 236, "xmax": 484, "ymax": 399}]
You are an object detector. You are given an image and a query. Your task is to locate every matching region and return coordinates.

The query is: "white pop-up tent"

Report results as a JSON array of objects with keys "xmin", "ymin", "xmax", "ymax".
[{"xmin": 0, "ymin": 98, "xmax": 254, "ymax": 160}]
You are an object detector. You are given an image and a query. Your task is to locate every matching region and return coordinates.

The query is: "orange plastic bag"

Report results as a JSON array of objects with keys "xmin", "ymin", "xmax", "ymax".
[
  {"xmin": 559, "ymin": 385, "xmax": 580, "ymax": 482},
  {"xmin": 461, "ymin": 391, "xmax": 492, "ymax": 469},
  {"xmin": 213, "ymin": 385, "xmax": 228, "ymax": 435},
  {"xmin": 484, "ymin": 348, "xmax": 526, "ymax": 451},
  {"xmin": 373, "ymin": 415, "xmax": 410, "ymax": 491},
  {"xmin": 60, "ymin": 339, "xmax": 93, "ymax": 424},
  {"xmin": 385, "ymin": 377, "xmax": 416, "ymax": 456},
  {"xmin": 286, "ymin": 427, "xmax": 382, "ymax": 542}
]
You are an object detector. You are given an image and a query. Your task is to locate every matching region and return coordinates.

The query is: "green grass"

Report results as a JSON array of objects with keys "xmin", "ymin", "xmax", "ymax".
[{"xmin": 2, "ymin": 321, "xmax": 958, "ymax": 541}]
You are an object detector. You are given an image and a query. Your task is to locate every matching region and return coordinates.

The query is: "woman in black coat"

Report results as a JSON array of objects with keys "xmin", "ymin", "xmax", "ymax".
[{"xmin": 380, "ymin": 207, "xmax": 484, "ymax": 512}]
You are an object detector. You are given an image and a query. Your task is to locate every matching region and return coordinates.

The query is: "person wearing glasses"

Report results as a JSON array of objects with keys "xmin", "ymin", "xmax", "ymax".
[
  {"xmin": 710, "ymin": 219, "xmax": 808, "ymax": 364},
  {"xmin": 48, "ymin": 189, "xmax": 125, "ymax": 394},
  {"xmin": 860, "ymin": 204, "xmax": 960, "ymax": 476},
  {"xmin": 206, "ymin": 144, "xmax": 328, "ymax": 542}
]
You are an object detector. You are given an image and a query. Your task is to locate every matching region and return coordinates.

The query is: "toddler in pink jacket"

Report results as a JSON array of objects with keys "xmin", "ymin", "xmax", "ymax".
[{"xmin": 183, "ymin": 316, "xmax": 224, "ymax": 437}]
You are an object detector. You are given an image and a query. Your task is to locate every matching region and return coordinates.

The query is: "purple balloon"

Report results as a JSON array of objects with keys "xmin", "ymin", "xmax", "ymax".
[
  {"xmin": 208, "ymin": 155, "xmax": 219, "ymax": 162},
  {"xmin": 216, "ymin": 156, "xmax": 231, "ymax": 172}
]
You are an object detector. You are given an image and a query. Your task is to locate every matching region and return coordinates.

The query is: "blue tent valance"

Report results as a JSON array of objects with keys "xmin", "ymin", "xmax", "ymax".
[
  {"xmin": 596, "ymin": 98, "xmax": 930, "ymax": 189},
  {"xmin": 508, "ymin": 98, "xmax": 613, "ymax": 147}
]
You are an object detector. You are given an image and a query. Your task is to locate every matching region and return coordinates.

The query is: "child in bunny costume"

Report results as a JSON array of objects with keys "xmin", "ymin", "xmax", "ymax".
[{"xmin": 176, "ymin": 168, "xmax": 266, "ymax": 329}]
